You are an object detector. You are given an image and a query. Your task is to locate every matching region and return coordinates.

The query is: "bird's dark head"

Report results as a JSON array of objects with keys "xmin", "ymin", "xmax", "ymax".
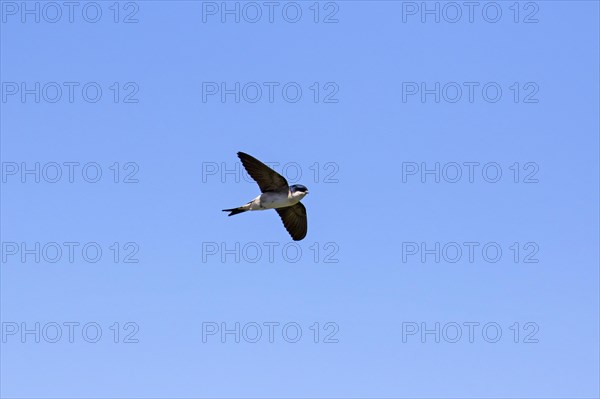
[{"xmin": 290, "ymin": 184, "xmax": 309, "ymax": 195}]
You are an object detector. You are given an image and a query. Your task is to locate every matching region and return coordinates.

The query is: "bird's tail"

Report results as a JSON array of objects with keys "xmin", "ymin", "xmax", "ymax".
[{"xmin": 222, "ymin": 207, "xmax": 248, "ymax": 216}]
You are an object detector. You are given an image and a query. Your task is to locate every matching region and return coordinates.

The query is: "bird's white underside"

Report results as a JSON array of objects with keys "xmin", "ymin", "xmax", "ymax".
[{"xmin": 243, "ymin": 191, "xmax": 306, "ymax": 211}]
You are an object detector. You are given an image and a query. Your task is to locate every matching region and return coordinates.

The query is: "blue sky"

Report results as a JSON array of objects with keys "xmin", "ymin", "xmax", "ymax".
[{"xmin": 1, "ymin": 1, "xmax": 599, "ymax": 398}]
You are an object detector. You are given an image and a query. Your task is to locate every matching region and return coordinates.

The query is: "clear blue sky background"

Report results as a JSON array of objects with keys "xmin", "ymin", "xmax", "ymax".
[{"xmin": 1, "ymin": 1, "xmax": 599, "ymax": 398}]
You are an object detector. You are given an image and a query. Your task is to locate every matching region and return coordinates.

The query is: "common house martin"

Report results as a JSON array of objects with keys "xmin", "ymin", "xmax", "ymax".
[{"xmin": 222, "ymin": 152, "xmax": 309, "ymax": 241}]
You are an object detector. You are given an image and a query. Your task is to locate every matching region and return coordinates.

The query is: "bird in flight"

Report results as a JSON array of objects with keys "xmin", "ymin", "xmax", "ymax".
[{"xmin": 222, "ymin": 152, "xmax": 309, "ymax": 241}]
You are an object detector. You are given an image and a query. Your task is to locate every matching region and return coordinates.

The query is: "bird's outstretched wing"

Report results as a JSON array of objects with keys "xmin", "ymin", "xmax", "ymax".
[
  {"xmin": 238, "ymin": 152, "xmax": 289, "ymax": 193},
  {"xmin": 275, "ymin": 203, "xmax": 307, "ymax": 241}
]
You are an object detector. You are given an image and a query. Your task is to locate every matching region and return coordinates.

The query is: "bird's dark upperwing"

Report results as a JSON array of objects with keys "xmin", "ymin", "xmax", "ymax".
[
  {"xmin": 275, "ymin": 203, "xmax": 307, "ymax": 241},
  {"xmin": 238, "ymin": 152, "xmax": 289, "ymax": 193}
]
